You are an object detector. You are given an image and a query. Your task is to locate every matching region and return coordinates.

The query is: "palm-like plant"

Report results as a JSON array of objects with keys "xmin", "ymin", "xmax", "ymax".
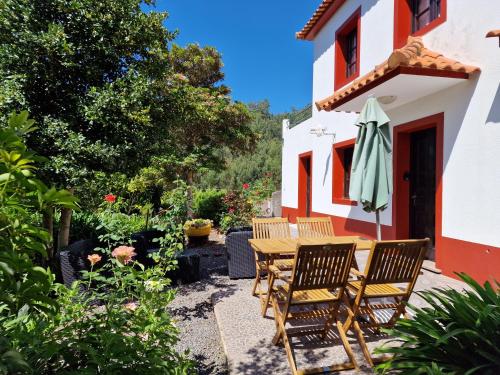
[{"xmin": 376, "ymin": 273, "xmax": 500, "ymax": 374}]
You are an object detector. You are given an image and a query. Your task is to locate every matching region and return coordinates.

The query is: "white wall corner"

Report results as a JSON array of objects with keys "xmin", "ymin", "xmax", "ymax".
[{"xmin": 282, "ymin": 119, "xmax": 290, "ymax": 139}]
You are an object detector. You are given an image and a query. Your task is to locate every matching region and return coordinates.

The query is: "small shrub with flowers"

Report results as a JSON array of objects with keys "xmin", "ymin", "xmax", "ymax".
[
  {"xmin": 219, "ymin": 189, "xmax": 256, "ymax": 233},
  {"xmin": 242, "ymin": 172, "xmax": 276, "ymax": 205},
  {"xmin": 0, "ymin": 112, "xmax": 191, "ymax": 373},
  {"xmin": 17, "ymin": 241, "xmax": 193, "ymax": 374}
]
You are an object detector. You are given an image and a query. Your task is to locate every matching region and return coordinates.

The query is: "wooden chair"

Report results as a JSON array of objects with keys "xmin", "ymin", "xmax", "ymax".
[
  {"xmin": 296, "ymin": 216, "xmax": 362, "ymax": 274},
  {"xmin": 270, "ymin": 242, "xmax": 359, "ymax": 374},
  {"xmin": 343, "ymin": 238, "xmax": 430, "ymax": 366},
  {"xmin": 251, "ymin": 218, "xmax": 292, "ymax": 298},
  {"xmin": 297, "ymin": 217, "xmax": 334, "ymax": 238}
]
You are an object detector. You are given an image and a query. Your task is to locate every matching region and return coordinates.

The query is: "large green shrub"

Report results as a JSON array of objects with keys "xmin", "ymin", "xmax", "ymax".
[
  {"xmin": 0, "ymin": 112, "xmax": 78, "ymax": 372},
  {"xmin": 17, "ymin": 247, "xmax": 193, "ymax": 374},
  {"xmin": 193, "ymin": 189, "xmax": 226, "ymax": 224},
  {"xmin": 0, "ymin": 112, "xmax": 192, "ymax": 374},
  {"xmin": 376, "ymin": 273, "xmax": 500, "ymax": 374}
]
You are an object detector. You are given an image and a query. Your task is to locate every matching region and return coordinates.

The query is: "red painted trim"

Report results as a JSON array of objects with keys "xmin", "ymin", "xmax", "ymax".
[
  {"xmin": 439, "ymin": 236, "xmax": 500, "ymax": 285},
  {"xmin": 332, "ymin": 138, "xmax": 358, "ymax": 206},
  {"xmin": 297, "ymin": 151, "xmax": 313, "ymax": 217},
  {"xmin": 328, "ymin": 66, "xmax": 469, "ymax": 111},
  {"xmin": 394, "ymin": 0, "xmax": 447, "ymax": 49},
  {"xmin": 334, "ymin": 8, "xmax": 361, "ymax": 91},
  {"xmin": 302, "ymin": 0, "xmax": 348, "ymax": 41},
  {"xmin": 281, "ymin": 206, "xmax": 500, "ymax": 284}
]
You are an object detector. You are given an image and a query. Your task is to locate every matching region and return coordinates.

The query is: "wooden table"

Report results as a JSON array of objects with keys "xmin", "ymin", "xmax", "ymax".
[
  {"xmin": 248, "ymin": 236, "xmax": 374, "ymax": 308},
  {"xmin": 248, "ymin": 236, "xmax": 373, "ymax": 255}
]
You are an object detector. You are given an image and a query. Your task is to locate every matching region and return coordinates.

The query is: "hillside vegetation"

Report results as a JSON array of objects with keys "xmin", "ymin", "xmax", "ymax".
[{"xmin": 198, "ymin": 100, "xmax": 301, "ymax": 191}]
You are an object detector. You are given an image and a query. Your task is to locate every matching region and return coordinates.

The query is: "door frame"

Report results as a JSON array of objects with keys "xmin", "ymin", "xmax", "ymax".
[
  {"xmin": 393, "ymin": 113, "xmax": 443, "ymax": 251},
  {"xmin": 298, "ymin": 151, "xmax": 313, "ymax": 217}
]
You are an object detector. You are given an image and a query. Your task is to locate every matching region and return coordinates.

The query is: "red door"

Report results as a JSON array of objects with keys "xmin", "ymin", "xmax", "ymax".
[{"xmin": 298, "ymin": 152, "xmax": 312, "ymax": 218}]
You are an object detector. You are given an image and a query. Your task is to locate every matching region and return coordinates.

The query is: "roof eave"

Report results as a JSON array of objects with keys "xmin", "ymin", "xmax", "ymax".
[{"xmin": 316, "ymin": 66, "xmax": 476, "ymax": 112}]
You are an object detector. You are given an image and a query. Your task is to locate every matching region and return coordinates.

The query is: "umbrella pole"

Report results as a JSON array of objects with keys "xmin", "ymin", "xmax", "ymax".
[{"xmin": 375, "ymin": 209, "xmax": 382, "ymax": 241}]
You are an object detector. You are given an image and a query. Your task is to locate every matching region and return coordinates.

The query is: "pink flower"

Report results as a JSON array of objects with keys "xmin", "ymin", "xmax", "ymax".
[
  {"xmin": 87, "ymin": 254, "xmax": 102, "ymax": 266},
  {"xmin": 228, "ymin": 208, "xmax": 235, "ymax": 214},
  {"xmin": 242, "ymin": 183, "xmax": 249, "ymax": 190},
  {"xmin": 111, "ymin": 246, "xmax": 137, "ymax": 265},
  {"xmin": 124, "ymin": 302, "xmax": 138, "ymax": 311},
  {"xmin": 104, "ymin": 194, "xmax": 116, "ymax": 203}
]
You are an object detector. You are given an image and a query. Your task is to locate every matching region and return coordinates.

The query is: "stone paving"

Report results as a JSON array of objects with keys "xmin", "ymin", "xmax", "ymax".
[{"xmin": 212, "ymin": 251, "xmax": 468, "ymax": 375}]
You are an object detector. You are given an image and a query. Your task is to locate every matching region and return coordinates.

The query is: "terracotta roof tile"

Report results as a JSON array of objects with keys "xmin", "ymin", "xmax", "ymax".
[
  {"xmin": 297, "ymin": 0, "xmax": 345, "ymax": 40},
  {"xmin": 486, "ymin": 30, "xmax": 500, "ymax": 38},
  {"xmin": 316, "ymin": 36, "xmax": 480, "ymax": 112}
]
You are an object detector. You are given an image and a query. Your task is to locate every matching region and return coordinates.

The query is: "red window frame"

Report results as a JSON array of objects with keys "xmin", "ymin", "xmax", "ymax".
[
  {"xmin": 334, "ymin": 8, "xmax": 361, "ymax": 91},
  {"xmin": 394, "ymin": 0, "xmax": 447, "ymax": 49},
  {"xmin": 332, "ymin": 139, "xmax": 357, "ymax": 206}
]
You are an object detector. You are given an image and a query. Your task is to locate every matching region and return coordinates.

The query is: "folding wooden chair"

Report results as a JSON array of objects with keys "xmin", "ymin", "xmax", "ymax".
[
  {"xmin": 296, "ymin": 216, "xmax": 362, "ymax": 276},
  {"xmin": 297, "ymin": 217, "xmax": 334, "ymax": 238},
  {"xmin": 251, "ymin": 218, "xmax": 292, "ymax": 298},
  {"xmin": 343, "ymin": 238, "xmax": 430, "ymax": 366},
  {"xmin": 271, "ymin": 242, "xmax": 359, "ymax": 374}
]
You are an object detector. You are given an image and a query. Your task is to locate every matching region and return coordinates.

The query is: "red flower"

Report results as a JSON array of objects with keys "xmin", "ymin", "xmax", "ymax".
[
  {"xmin": 265, "ymin": 172, "xmax": 272, "ymax": 177},
  {"xmin": 242, "ymin": 183, "xmax": 249, "ymax": 190},
  {"xmin": 228, "ymin": 208, "xmax": 235, "ymax": 214},
  {"xmin": 104, "ymin": 194, "xmax": 116, "ymax": 203}
]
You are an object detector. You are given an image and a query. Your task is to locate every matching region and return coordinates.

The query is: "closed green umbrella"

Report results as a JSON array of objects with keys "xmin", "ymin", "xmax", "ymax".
[{"xmin": 349, "ymin": 97, "xmax": 392, "ymax": 240}]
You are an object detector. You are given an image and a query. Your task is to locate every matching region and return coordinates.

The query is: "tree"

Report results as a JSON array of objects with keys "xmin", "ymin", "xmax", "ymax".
[
  {"xmin": 0, "ymin": 1, "xmax": 255, "ymax": 243},
  {"xmin": 198, "ymin": 100, "xmax": 291, "ymax": 190},
  {"xmin": 135, "ymin": 44, "xmax": 255, "ymax": 217},
  {"xmin": 0, "ymin": 0, "xmax": 178, "ymax": 250}
]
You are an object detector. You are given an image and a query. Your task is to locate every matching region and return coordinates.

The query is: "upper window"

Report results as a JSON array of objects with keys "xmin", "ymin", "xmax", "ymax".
[
  {"xmin": 411, "ymin": 0, "xmax": 441, "ymax": 33},
  {"xmin": 334, "ymin": 8, "xmax": 361, "ymax": 91},
  {"xmin": 394, "ymin": 0, "xmax": 446, "ymax": 49},
  {"xmin": 345, "ymin": 29, "xmax": 358, "ymax": 77},
  {"xmin": 333, "ymin": 139, "xmax": 357, "ymax": 206}
]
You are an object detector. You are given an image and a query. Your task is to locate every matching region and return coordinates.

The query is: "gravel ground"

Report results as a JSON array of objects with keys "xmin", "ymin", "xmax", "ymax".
[{"xmin": 168, "ymin": 231, "xmax": 231, "ymax": 375}]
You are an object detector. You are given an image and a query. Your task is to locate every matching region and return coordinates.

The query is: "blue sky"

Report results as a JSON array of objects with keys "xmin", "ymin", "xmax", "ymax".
[{"xmin": 154, "ymin": 1, "xmax": 319, "ymax": 114}]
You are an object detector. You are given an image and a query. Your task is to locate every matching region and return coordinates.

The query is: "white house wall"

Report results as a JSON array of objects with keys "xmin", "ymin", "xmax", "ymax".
[{"xmin": 282, "ymin": 0, "xmax": 500, "ymax": 249}]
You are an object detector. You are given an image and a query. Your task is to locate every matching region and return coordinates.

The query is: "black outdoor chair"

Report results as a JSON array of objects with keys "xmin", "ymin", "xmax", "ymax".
[
  {"xmin": 131, "ymin": 229, "xmax": 166, "ymax": 267},
  {"xmin": 58, "ymin": 239, "xmax": 100, "ymax": 288},
  {"xmin": 225, "ymin": 227, "xmax": 256, "ymax": 279}
]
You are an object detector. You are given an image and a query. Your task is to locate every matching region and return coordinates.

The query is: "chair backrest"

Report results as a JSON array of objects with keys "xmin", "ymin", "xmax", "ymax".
[
  {"xmin": 364, "ymin": 239, "xmax": 430, "ymax": 286},
  {"xmin": 252, "ymin": 218, "xmax": 291, "ymax": 239},
  {"xmin": 290, "ymin": 242, "xmax": 356, "ymax": 291},
  {"xmin": 297, "ymin": 217, "xmax": 335, "ymax": 238}
]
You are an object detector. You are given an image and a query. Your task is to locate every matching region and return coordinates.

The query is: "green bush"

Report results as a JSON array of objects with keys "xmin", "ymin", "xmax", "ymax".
[
  {"xmin": 0, "ymin": 112, "xmax": 78, "ymax": 371},
  {"xmin": 16, "ymin": 246, "xmax": 193, "ymax": 374},
  {"xmin": 161, "ymin": 181, "xmax": 189, "ymax": 225},
  {"xmin": 70, "ymin": 211, "xmax": 103, "ymax": 241},
  {"xmin": 375, "ymin": 273, "xmax": 500, "ymax": 374},
  {"xmin": 0, "ymin": 112, "xmax": 191, "ymax": 373},
  {"xmin": 193, "ymin": 189, "xmax": 226, "ymax": 224}
]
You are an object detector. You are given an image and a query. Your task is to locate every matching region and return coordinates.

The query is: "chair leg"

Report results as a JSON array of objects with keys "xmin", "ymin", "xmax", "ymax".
[
  {"xmin": 271, "ymin": 294, "xmax": 283, "ymax": 345},
  {"xmin": 363, "ymin": 298, "xmax": 381, "ymax": 333},
  {"xmin": 387, "ymin": 296, "xmax": 408, "ymax": 327},
  {"xmin": 272, "ymin": 298, "xmax": 298, "ymax": 374},
  {"xmin": 343, "ymin": 290, "xmax": 362, "ymax": 332},
  {"xmin": 251, "ymin": 262, "xmax": 262, "ymax": 296},
  {"xmin": 352, "ymin": 319, "xmax": 374, "ymax": 367},
  {"xmin": 261, "ymin": 272, "xmax": 275, "ymax": 317},
  {"xmin": 336, "ymin": 319, "xmax": 360, "ymax": 371}
]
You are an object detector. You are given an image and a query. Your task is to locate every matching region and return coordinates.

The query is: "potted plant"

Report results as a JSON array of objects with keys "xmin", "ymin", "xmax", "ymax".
[{"xmin": 183, "ymin": 219, "xmax": 212, "ymax": 239}]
